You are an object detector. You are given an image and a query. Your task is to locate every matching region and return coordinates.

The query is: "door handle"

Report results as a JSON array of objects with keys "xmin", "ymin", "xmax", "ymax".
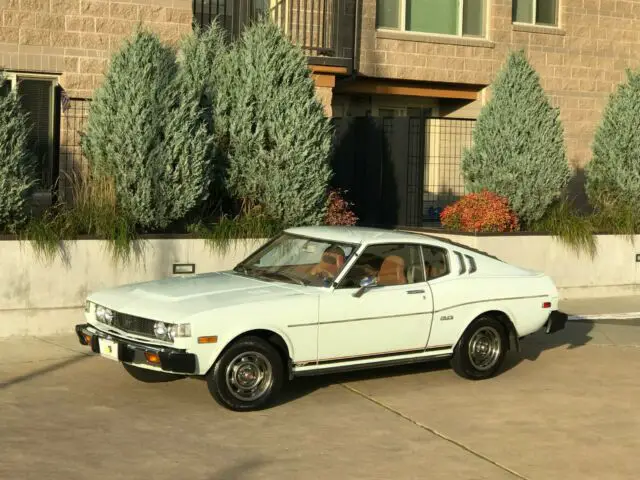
[{"xmin": 407, "ymin": 289, "xmax": 425, "ymax": 294}]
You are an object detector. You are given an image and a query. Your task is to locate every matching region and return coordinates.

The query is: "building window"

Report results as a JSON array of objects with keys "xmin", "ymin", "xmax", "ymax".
[
  {"xmin": 2, "ymin": 73, "xmax": 59, "ymax": 191},
  {"xmin": 376, "ymin": 0, "xmax": 486, "ymax": 37},
  {"xmin": 512, "ymin": 0, "xmax": 558, "ymax": 26}
]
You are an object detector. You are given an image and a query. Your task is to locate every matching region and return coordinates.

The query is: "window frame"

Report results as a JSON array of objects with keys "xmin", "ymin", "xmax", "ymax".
[
  {"xmin": 375, "ymin": 0, "xmax": 487, "ymax": 39},
  {"xmin": 335, "ymin": 242, "xmax": 429, "ymax": 290},
  {"xmin": 512, "ymin": 0, "xmax": 559, "ymax": 27},
  {"xmin": 3, "ymin": 71, "xmax": 59, "ymax": 193}
]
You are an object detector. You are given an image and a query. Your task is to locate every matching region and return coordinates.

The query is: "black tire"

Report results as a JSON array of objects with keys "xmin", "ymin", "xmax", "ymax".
[
  {"xmin": 451, "ymin": 316, "xmax": 508, "ymax": 380},
  {"xmin": 122, "ymin": 362, "xmax": 184, "ymax": 383},
  {"xmin": 206, "ymin": 336, "xmax": 284, "ymax": 412}
]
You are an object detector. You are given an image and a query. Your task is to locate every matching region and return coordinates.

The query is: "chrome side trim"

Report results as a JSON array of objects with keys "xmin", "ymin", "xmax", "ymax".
[
  {"xmin": 433, "ymin": 294, "xmax": 549, "ymax": 314},
  {"xmin": 288, "ymin": 311, "xmax": 433, "ymax": 328}
]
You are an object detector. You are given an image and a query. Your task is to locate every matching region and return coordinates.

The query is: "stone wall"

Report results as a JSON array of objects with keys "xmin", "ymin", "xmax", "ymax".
[
  {"xmin": 0, "ymin": 0, "xmax": 192, "ymax": 97},
  {"xmin": 358, "ymin": 0, "xmax": 640, "ymax": 170}
]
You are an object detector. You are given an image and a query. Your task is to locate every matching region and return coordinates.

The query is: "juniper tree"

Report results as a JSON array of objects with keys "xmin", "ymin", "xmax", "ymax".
[
  {"xmin": 0, "ymin": 76, "xmax": 37, "ymax": 231},
  {"xmin": 585, "ymin": 68, "xmax": 640, "ymax": 212},
  {"xmin": 461, "ymin": 49, "xmax": 571, "ymax": 225},
  {"xmin": 162, "ymin": 23, "xmax": 228, "ymax": 220},
  {"xmin": 219, "ymin": 18, "xmax": 333, "ymax": 226},
  {"xmin": 81, "ymin": 29, "xmax": 192, "ymax": 230}
]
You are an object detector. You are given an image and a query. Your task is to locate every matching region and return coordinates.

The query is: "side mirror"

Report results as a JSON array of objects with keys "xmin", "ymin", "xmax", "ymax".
[{"xmin": 352, "ymin": 276, "xmax": 377, "ymax": 298}]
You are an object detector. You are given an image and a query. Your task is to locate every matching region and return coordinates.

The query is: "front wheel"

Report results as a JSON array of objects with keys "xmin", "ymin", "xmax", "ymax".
[
  {"xmin": 451, "ymin": 316, "xmax": 507, "ymax": 380},
  {"xmin": 206, "ymin": 336, "xmax": 284, "ymax": 411}
]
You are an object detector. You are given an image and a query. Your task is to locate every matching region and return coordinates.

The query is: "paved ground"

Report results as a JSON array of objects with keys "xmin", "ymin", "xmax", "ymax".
[{"xmin": 2, "ymin": 318, "xmax": 640, "ymax": 480}]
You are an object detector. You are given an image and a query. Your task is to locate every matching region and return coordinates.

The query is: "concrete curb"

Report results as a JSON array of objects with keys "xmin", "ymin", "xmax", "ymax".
[{"xmin": 567, "ymin": 312, "xmax": 640, "ymax": 321}]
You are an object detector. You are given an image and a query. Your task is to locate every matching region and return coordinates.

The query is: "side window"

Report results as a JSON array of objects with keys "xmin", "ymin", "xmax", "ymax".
[
  {"xmin": 339, "ymin": 243, "xmax": 425, "ymax": 288},
  {"xmin": 423, "ymin": 245, "xmax": 450, "ymax": 280}
]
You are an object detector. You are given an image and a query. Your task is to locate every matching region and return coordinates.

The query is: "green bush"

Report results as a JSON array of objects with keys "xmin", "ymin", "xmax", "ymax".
[
  {"xmin": 219, "ymin": 18, "xmax": 333, "ymax": 226},
  {"xmin": 166, "ymin": 23, "xmax": 229, "ymax": 218},
  {"xmin": 81, "ymin": 28, "xmax": 220, "ymax": 230},
  {"xmin": 585, "ymin": 68, "xmax": 640, "ymax": 220},
  {"xmin": 0, "ymin": 74, "xmax": 37, "ymax": 232},
  {"xmin": 461, "ymin": 49, "xmax": 571, "ymax": 225}
]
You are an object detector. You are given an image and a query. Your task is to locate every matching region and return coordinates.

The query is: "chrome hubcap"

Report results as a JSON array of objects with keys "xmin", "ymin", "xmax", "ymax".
[
  {"xmin": 468, "ymin": 326, "xmax": 502, "ymax": 371},
  {"xmin": 225, "ymin": 352, "xmax": 273, "ymax": 402}
]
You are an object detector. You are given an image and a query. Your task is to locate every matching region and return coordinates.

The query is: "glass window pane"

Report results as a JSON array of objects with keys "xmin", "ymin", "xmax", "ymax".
[
  {"xmin": 406, "ymin": 0, "xmax": 458, "ymax": 35},
  {"xmin": 17, "ymin": 78, "xmax": 53, "ymax": 188},
  {"xmin": 462, "ymin": 0, "xmax": 484, "ymax": 36},
  {"xmin": 0, "ymin": 79, "xmax": 10, "ymax": 97},
  {"xmin": 535, "ymin": 0, "xmax": 557, "ymax": 25},
  {"xmin": 377, "ymin": 0, "xmax": 400, "ymax": 28},
  {"xmin": 338, "ymin": 244, "xmax": 424, "ymax": 288},
  {"xmin": 512, "ymin": 0, "xmax": 533, "ymax": 23},
  {"xmin": 423, "ymin": 246, "xmax": 449, "ymax": 280}
]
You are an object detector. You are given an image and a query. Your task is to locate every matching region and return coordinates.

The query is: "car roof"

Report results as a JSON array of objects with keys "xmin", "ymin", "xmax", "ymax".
[{"xmin": 284, "ymin": 225, "xmax": 451, "ymax": 248}]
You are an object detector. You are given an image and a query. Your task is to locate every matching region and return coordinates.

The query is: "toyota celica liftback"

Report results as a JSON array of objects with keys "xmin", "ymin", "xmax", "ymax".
[{"xmin": 76, "ymin": 226, "xmax": 567, "ymax": 411}]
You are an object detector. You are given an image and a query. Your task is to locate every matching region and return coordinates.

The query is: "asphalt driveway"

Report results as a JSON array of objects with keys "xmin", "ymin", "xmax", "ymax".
[{"xmin": 1, "ymin": 319, "xmax": 639, "ymax": 480}]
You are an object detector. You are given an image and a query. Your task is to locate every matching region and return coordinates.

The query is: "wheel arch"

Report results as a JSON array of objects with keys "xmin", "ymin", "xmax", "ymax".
[
  {"xmin": 205, "ymin": 328, "xmax": 294, "ymax": 376},
  {"xmin": 457, "ymin": 309, "xmax": 520, "ymax": 352}
]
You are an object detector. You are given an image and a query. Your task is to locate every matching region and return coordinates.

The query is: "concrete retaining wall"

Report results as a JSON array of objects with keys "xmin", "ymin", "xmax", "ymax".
[
  {"xmin": 1, "ymin": 233, "xmax": 639, "ymax": 337},
  {"xmin": 0, "ymin": 238, "xmax": 266, "ymax": 337},
  {"xmin": 425, "ymin": 232, "xmax": 640, "ymax": 299}
]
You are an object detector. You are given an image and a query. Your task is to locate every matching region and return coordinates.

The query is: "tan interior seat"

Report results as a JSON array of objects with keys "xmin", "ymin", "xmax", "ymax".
[{"xmin": 377, "ymin": 255, "xmax": 407, "ymax": 286}]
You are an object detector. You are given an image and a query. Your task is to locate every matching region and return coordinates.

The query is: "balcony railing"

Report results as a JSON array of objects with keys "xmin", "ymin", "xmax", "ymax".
[{"xmin": 192, "ymin": 0, "xmax": 355, "ymax": 71}]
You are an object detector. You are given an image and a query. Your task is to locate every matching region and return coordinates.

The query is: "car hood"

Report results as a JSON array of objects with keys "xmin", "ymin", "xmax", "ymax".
[{"xmin": 87, "ymin": 271, "xmax": 308, "ymax": 321}]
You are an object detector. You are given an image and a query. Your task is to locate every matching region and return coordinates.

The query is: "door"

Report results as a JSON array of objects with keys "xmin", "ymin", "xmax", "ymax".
[{"xmin": 318, "ymin": 243, "xmax": 434, "ymax": 362}]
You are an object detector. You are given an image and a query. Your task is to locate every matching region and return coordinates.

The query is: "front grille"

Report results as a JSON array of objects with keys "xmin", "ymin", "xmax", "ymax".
[{"xmin": 111, "ymin": 312, "xmax": 156, "ymax": 338}]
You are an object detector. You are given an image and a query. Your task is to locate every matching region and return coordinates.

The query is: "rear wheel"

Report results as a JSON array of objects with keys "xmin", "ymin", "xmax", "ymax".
[
  {"xmin": 122, "ymin": 363, "xmax": 183, "ymax": 383},
  {"xmin": 451, "ymin": 316, "xmax": 507, "ymax": 380},
  {"xmin": 206, "ymin": 336, "xmax": 284, "ymax": 411}
]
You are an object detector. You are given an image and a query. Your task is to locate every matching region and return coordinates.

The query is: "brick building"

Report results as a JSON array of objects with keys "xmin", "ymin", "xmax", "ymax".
[{"xmin": 1, "ymin": 0, "xmax": 638, "ymax": 224}]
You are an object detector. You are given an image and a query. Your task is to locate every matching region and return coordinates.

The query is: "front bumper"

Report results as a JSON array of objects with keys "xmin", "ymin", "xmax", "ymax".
[
  {"xmin": 75, "ymin": 323, "xmax": 197, "ymax": 374},
  {"xmin": 545, "ymin": 310, "xmax": 568, "ymax": 334}
]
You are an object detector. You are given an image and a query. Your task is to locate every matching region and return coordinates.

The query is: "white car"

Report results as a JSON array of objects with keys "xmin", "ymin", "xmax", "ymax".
[{"xmin": 76, "ymin": 226, "xmax": 567, "ymax": 411}]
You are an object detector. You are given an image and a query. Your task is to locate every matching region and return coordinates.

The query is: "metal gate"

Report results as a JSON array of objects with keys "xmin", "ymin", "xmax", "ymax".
[{"xmin": 330, "ymin": 116, "xmax": 475, "ymax": 227}]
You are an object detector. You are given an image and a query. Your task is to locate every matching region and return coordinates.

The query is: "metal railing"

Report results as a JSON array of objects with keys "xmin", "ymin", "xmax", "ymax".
[{"xmin": 192, "ymin": 0, "xmax": 354, "ymax": 66}]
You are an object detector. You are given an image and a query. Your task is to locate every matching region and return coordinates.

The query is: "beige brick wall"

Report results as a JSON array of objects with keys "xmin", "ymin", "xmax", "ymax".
[
  {"xmin": 0, "ymin": 0, "xmax": 192, "ymax": 97},
  {"xmin": 359, "ymin": 0, "xmax": 640, "ymax": 169}
]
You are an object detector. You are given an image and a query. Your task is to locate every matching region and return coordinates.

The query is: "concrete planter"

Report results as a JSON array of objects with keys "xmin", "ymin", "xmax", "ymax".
[
  {"xmin": 424, "ymin": 231, "xmax": 640, "ymax": 299},
  {"xmin": 1, "ymin": 232, "xmax": 639, "ymax": 337},
  {"xmin": 0, "ymin": 237, "xmax": 267, "ymax": 337}
]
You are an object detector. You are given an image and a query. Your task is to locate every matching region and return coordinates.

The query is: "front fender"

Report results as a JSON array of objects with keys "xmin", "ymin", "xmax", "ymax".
[{"xmin": 201, "ymin": 323, "xmax": 297, "ymax": 375}]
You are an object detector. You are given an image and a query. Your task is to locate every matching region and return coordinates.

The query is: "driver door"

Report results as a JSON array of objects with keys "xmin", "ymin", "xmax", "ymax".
[{"xmin": 317, "ymin": 243, "xmax": 434, "ymax": 362}]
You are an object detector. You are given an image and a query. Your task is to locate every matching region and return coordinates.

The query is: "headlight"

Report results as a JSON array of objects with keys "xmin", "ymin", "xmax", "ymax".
[
  {"xmin": 153, "ymin": 321, "xmax": 191, "ymax": 341},
  {"xmin": 95, "ymin": 305, "xmax": 114, "ymax": 325},
  {"xmin": 169, "ymin": 323, "xmax": 191, "ymax": 339},
  {"xmin": 153, "ymin": 321, "xmax": 168, "ymax": 339}
]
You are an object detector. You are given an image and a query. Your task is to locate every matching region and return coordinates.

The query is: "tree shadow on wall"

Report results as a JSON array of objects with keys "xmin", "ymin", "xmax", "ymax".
[
  {"xmin": 566, "ymin": 167, "xmax": 591, "ymax": 215},
  {"xmin": 329, "ymin": 116, "xmax": 399, "ymax": 228}
]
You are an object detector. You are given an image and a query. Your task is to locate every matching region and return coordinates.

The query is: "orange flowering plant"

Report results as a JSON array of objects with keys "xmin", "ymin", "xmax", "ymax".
[{"xmin": 440, "ymin": 190, "xmax": 520, "ymax": 233}]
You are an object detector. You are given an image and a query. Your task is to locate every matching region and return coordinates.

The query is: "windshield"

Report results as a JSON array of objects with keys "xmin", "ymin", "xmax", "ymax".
[{"xmin": 234, "ymin": 233, "xmax": 358, "ymax": 287}]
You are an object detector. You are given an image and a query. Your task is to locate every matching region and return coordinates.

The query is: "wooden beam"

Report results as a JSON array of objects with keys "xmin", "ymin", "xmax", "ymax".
[
  {"xmin": 335, "ymin": 79, "xmax": 482, "ymax": 100},
  {"xmin": 309, "ymin": 65, "xmax": 349, "ymax": 75},
  {"xmin": 312, "ymin": 73, "xmax": 336, "ymax": 88}
]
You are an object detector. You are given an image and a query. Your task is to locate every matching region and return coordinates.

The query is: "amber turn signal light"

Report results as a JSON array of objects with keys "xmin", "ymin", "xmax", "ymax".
[
  {"xmin": 83, "ymin": 334, "xmax": 92, "ymax": 345},
  {"xmin": 198, "ymin": 336, "xmax": 218, "ymax": 344},
  {"xmin": 145, "ymin": 352, "xmax": 161, "ymax": 364}
]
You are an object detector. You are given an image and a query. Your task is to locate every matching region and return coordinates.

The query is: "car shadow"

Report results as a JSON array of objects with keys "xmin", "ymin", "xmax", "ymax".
[{"xmin": 273, "ymin": 318, "xmax": 596, "ymax": 408}]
